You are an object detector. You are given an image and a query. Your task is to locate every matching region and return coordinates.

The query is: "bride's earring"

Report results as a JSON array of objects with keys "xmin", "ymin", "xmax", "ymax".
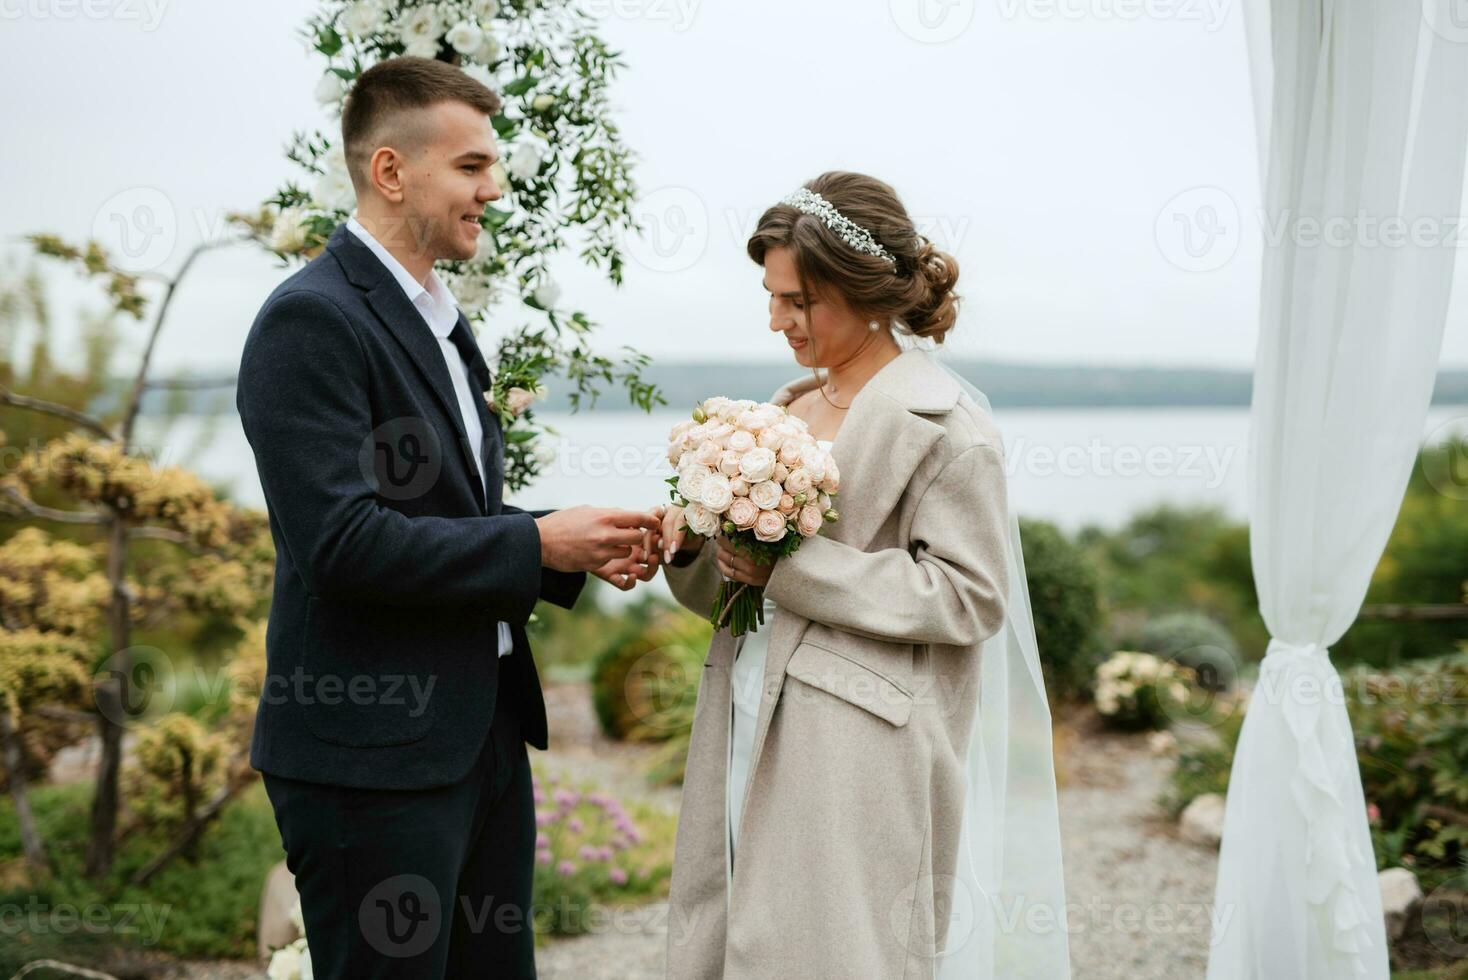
[{"xmin": 869, "ymin": 320, "xmax": 881, "ymax": 332}]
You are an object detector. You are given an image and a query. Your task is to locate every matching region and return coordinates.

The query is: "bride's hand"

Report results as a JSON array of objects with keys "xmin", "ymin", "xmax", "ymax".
[
  {"xmin": 715, "ymin": 533, "xmax": 774, "ymax": 588},
  {"xmin": 656, "ymin": 504, "xmax": 704, "ymax": 563}
]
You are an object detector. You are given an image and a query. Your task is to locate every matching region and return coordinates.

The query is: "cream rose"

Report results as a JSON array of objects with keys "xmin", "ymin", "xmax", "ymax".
[
  {"xmin": 797, "ymin": 503, "xmax": 824, "ymax": 536},
  {"xmin": 717, "ymin": 449, "xmax": 743, "ymax": 478},
  {"xmin": 749, "ymin": 480, "xmax": 783, "ymax": 511},
  {"xmin": 754, "ymin": 510, "xmax": 788, "ymax": 543},
  {"xmin": 728, "ymin": 496, "xmax": 760, "ymax": 530},
  {"xmin": 783, "ymin": 469, "xmax": 813, "ymax": 495},
  {"xmin": 700, "ymin": 473, "xmax": 734, "ymax": 512},
  {"xmin": 676, "ymin": 465, "xmax": 709, "ymax": 503},
  {"xmin": 684, "ymin": 502, "xmax": 720, "ymax": 537},
  {"xmin": 800, "ymin": 447, "xmax": 828, "ymax": 483},
  {"xmin": 756, "ymin": 427, "xmax": 785, "ymax": 451},
  {"xmin": 777, "ymin": 494, "xmax": 796, "ymax": 515},
  {"xmin": 694, "ymin": 440, "xmax": 722, "ymax": 467},
  {"xmin": 777, "ymin": 440, "xmax": 804, "ymax": 466},
  {"xmin": 738, "ymin": 447, "xmax": 777, "ymax": 483},
  {"xmin": 727, "ymin": 429, "xmax": 756, "ymax": 453},
  {"xmin": 729, "ymin": 477, "xmax": 750, "ymax": 497},
  {"xmin": 703, "ymin": 421, "xmax": 735, "ymax": 447},
  {"xmin": 773, "ymin": 462, "xmax": 790, "ymax": 484}
]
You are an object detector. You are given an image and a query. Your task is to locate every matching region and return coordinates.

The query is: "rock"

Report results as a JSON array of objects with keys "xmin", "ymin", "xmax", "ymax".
[
  {"xmin": 1179, "ymin": 793, "xmax": 1226, "ymax": 848},
  {"xmin": 257, "ymin": 860, "xmax": 302, "ymax": 961},
  {"xmin": 1378, "ymin": 866, "xmax": 1422, "ymax": 942},
  {"xmin": 47, "ymin": 733, "xmax": 139, "ymax": 785}
]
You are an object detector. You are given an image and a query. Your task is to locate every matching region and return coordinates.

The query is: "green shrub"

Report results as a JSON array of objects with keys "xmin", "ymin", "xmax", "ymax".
[
  {"xmin": 591, "ymin": 605, "xmax": 710, "ymax": 744},
  {"xmin": 1123, "ymin": 611, "xmax": 1241, "ymax": 691},
  {"xmin": 1020, "ymin": 517, "xmax": 1103, "ymax": 700}
]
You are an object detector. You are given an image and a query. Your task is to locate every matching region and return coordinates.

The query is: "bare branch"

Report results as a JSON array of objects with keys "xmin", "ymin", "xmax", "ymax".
[
  {"xmin": 121, "ymin": 240, "xmax": 232, "ymax": 449},
  {"xmin": 0, "ymin": 385, "xmax": 114, "ymax": 440},
  {"xmin": 0, "ymin": 487, "xmax": 105, "ymax": 525}
]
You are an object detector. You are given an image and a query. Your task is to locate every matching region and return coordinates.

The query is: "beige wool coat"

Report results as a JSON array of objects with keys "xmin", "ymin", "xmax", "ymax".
[{"xmin": 661, "ymin": 348, "xmax": 1014, "ymax": 979}]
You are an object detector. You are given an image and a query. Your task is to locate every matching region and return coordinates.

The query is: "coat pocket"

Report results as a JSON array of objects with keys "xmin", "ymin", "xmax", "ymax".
[{"xmin": 785, "ymin": 639, "xmax": 914, "ymax": 727}]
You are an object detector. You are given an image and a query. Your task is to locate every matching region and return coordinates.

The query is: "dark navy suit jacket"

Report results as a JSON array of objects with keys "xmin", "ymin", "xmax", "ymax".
[{"xmin": 237, "ymin": 223, "xmax": 584, "ymax": 790}]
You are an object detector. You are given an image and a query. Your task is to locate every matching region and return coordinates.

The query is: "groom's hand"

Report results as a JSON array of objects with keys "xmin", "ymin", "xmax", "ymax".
[{"xmin": 534, "ymin": 506, "xmax": 661, "ymax": 574}]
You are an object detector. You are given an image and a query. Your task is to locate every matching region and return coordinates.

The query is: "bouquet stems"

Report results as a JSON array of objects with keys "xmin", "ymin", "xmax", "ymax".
[{"xmin": 713, "ymin": 580, "xmax": 766, "ymax": 638}]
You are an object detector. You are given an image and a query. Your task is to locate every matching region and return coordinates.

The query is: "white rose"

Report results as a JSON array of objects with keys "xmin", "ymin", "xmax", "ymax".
[
  {"xmin": 676, "ymin": 465, "xmax": 709, "ymax": 503},
  {"xmin": 446, "ymin": 20, "xmax": 484, "ymax": 55},
  {"xmin": 773, "ymin": 462, "xmax": 790, "ymax": 484},
  {"xmin": 298, "ymin": 945, "xmax": 314, "ymax": 980},
  {"xmin": 778, "ymin": 440, "xmax": 804, "ymax": 466},
  {"xmin": 405, "ymin": 37, "xmax": 439, "ymax": 57},
  {"xmin": 797, "ymin": 503, "xmax": 824, "ymax": 536},
  {"xmin": 717, "ymin": 449, "xmax": 743, "ymax": 478},
  {"xmin": 817, "ymin": 492, "xmax": 832, "ymax": 511},
  {"xmin": 700, "ymin": 473, "xmax": 734, "ymax": 512},
  {"xmin": 314, "ymin": 72, "xmax": 346, "ymax": 106},
  {"xmin": 506, "ymin": 143, "xmax": 545, "ymax": 182},
  {"xmin": 453, "ymin": 273, "xmax": 494, "ymax": 314},
  {"xmin": 727, "ymin": 429, "xmax": 756, "ymax": 453},
  {"xmin": 800, "ymin": 446, "xmax": 827, "ymax": 483},
  {"xmin": 684, "ymin": 502, "xmax": 719, "ymax": 537},
  {"xmin": 398, "ymin": 7, "xmax": 442, "ymax": 45},
  {"xmin": 702, "ymin": 396, "xmax": 732, "ymax": 417},
  {"xmin": 784, "ymin": 469, "xmax": 813, "ymax": 496},
  {"xmin": 268, "ymin": 946, "xmax": 302, "ymax": 980},
  {"xmin": 694, "ymin": 440, "xmax": 721, "ymax": 467},
  {"xmin": 754, "ymin": 510, "xmax": 788, "ymax": 543},
  {"xmin": 269, "ymin": 206, "xmax": 310, "ymax": 253},
  {"xmin": 703, "ymin": 421, "xmax": 735, "ymax": 447},
  {"xmin": 728, "ymin": 496, "xmax": 760, "ymax": 529},
  {"xmin": 749, "ymin": 480, "xmax": 783, "ymax": 511},
  {"xmin": 729, "ymin": 477, "xmax": 750, "ymax": 496},
  {"xmin": 461, "ymin": 62, "xmax": 495, "ymax": 91},
  {"xmin": 311, "ymin": 146, "xmax": 355, "ymax": 212},
  {"xmin": 532, "ymin": 278, "xmax": 560, "ymax": 310},
  {"xmin": 756, "ymin": 427, "xmax": 784, "ymax": 451},
  {"xmin": 472, "ymin": 0, "xmax": 500, "ymax": 18},
  {"xmin": 474, "ymin": 33, "xmax": 503, "ymax": 64},
  {"xmin": 342, "ymin": 1, "xmax": 387, "ymax": 38},
  {"xmin": 738, "ymin": 447, "xmax": 777, "ymax": 483}
]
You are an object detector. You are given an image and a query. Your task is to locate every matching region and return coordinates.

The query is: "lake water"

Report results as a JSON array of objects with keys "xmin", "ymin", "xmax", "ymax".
[{"xmin": 144, "ymin": 405, "xmax": 1468, "ymax": 531}]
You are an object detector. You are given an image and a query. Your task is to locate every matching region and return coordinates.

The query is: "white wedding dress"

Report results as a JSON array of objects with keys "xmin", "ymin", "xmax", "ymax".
[{"xmin": 725, "ymin": 438, "xmax": 832, "ymax": 888}]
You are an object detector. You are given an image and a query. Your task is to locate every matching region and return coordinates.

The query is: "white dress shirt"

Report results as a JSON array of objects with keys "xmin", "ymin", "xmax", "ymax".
[{"xmin": 348, "ymin": 216, "xmax": 515, "ymax": 658}]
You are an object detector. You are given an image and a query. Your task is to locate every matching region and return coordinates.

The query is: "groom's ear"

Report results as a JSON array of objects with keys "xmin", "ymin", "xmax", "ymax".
[{"xmin": 366, "ymin": 145, "xmax": 408, "ymax": 204}]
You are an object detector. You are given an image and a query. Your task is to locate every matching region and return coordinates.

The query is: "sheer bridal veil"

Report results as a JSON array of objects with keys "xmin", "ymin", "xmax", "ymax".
[{"xmin": 936, "ymin": 367, "xmax": 1071, "ymax": 980}]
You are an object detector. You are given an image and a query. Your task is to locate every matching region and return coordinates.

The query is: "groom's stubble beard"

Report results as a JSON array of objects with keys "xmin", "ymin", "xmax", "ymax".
[{"xmin": 368, "ymin": 212, "xmax": 463, "ymax": 267}]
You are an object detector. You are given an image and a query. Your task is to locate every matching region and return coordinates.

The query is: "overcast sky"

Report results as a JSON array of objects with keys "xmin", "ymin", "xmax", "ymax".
[{"xmin": 3, "ymin": 0, "xmax": 1466, "ymax": 380}]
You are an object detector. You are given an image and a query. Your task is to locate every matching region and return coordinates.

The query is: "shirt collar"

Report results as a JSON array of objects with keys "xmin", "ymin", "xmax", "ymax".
[{"xmin": 347, "ymin": 215, "xmax": 460, "ymax": 339}]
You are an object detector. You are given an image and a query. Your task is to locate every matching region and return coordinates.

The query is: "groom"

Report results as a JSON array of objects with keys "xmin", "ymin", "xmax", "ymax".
[{"xmin": 237, "ymin": 57, "xmax": 660, "ymax": 978}]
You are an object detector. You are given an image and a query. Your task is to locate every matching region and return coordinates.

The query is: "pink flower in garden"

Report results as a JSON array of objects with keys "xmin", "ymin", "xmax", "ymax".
[
  {"xmin": 579, "ymin": 844, "xmax": 599, "ymax": 861},
  {"xmin": 608, "ymin": 867, "xmax": 628, "ymax": 885},
  {"xmin": 557, "ymin": 860, "xmax": 577, "ymax": 877},
  {"xmin": 554, "ymin": 789, "xmax": 581, "ymax": 807},
  {"xmin": 1367, "ymin": 803, "xmax": 1381, "ymax": 824},
  {"xmin": 567, "ymin": 817, "xmax": 584, "ymax": 833},
  {"xmin": 536, "ymin": 833, "xmax": 549, "ymax": 848},
  {"xmin": 535, "ymin": 811, "xmax": 553, "ymax": 828},
  {"xmin": 533, "ymin": 787, "xmax": 546, "ymax": 805},
  {"xmin": 536, "ymin": 851, "xmax": 552, "ymax": 866}
]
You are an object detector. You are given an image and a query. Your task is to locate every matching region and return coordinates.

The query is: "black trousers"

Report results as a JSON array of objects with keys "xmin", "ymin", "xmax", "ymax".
[{"xmin": 263, "ymin": 655, "xmax": 537, "ymax": 979}]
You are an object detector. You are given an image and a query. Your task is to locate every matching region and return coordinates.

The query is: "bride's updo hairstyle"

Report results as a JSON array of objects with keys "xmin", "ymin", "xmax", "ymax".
[{"xmin": 746, "ymin": 171, "xmax": 961, "ymax": 344}]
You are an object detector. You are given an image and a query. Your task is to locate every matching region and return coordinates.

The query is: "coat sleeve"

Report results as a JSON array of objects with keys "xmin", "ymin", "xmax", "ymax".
[
  {"xmin": 237, "ymin": 288, "xmax": 542, "ymax": 617},
  {"xmin": 663, "ymin": 539, "xmax": 722, "ymax": 619},
  {"xmin": 501, "ymin": 504, "xmax": 587, "ymax": 610},
  {"xmin": 764, "ymin": 444, "xmax": 1010, "ymax": 647}
]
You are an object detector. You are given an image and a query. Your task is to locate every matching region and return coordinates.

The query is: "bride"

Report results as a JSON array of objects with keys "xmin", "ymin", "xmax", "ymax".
[{"xmin": 653, "ymin": 172, "xmax": 1069, "ymax": 978}]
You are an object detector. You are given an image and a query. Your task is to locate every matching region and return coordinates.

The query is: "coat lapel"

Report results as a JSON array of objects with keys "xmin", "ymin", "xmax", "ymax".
[
  {"xmin": 327, "ymin": 226, "xmax": 485, "ymax": 504},
  {"xmin": 734, "ymin": 350, "xmax": 961, "ymax": 830}
]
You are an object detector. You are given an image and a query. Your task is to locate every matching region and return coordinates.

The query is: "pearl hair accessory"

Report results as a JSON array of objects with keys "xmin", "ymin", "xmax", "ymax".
[{"xmin": 781, "ymin": 187, "xmax": 898, "ymax": 268}]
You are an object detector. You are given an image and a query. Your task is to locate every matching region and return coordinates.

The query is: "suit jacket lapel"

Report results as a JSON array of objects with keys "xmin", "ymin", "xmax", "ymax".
[{"xmin": 328, "ymin": 226, "xmax": 485, "ymax": 507}]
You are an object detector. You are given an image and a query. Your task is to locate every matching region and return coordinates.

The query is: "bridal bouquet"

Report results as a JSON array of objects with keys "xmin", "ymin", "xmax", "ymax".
[{"xmin": 666, "ymin": 397, "xmax": 840, "ymax": 637}]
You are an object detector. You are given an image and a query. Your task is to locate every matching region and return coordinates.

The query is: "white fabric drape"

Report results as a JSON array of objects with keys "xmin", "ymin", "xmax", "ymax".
[{"xmin": 1212, "ymin": 3, "xmax": 1468, "ymax": 978}]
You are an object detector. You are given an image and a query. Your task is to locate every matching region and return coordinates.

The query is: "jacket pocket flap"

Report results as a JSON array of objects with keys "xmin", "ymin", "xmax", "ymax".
[{"xmin": 785, "ymin": 641, "xmax": 913, "ymax": 727}]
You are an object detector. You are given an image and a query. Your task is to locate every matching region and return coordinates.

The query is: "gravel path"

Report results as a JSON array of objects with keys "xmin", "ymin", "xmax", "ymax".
[{"xmin": 169, "ymin": 688, "xmax": 1218, "ymax": 980}]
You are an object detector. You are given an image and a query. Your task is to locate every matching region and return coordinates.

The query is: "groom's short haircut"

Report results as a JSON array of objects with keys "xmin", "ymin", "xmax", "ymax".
[{"xmin": 341, "ymin": 56, "xmax": 502, "ymax": 192}]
